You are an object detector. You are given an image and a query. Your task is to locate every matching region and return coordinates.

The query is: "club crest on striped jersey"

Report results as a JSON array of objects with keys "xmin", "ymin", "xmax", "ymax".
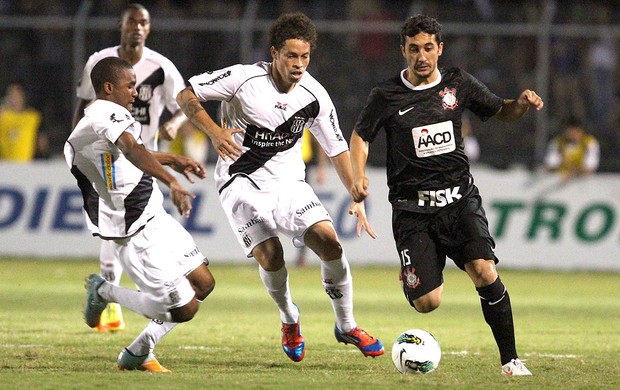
[
  {"xmin": 290, "ymin": 116, "xmax": 305, "ymax": 134},
  {"xmin": 138, "ymin": 84, "xmax": 153, "ymax": 101}
]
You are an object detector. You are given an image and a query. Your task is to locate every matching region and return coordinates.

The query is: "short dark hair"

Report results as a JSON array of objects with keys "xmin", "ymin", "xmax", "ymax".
[
  {"xmin": 121, "ymin": 3, "xmax": 148, "ymax": 19},
  {"xmin": 90, "ymin": 57, "xmax": 133, "ymax": 93},
  {"xmin": 269, "ymin": 12, "xmax": 317, "ymax": 52},
  {"xmin": 400, "ymin": 14, "xmax": 443, "ymax": 46}
]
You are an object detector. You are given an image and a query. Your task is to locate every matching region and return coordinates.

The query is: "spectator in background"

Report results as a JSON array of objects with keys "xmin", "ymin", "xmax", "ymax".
[
  {"xmin": 0, "ymin": 82, "xmax": 43, "ymax": 161},
  {"xmin": 544, "ymin": 116, "xmax": 600, "ymax": 182}
]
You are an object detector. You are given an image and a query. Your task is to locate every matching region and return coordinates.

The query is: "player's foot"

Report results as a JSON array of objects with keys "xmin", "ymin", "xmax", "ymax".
[
  {"xmin": 97, "ymin": 303, "xmax": 125, "ymax": 332},
  {"xmin": 502, "ymin": 358, "xmax": 532, "ymax": 376},
  {"xmin": 117, "ymin": 348, "xmax": 171, "ymax": 373},
  {"xmin": 334, "ymin": 325, "xmax": 385, "ymax": 357},
  {"xmin": 281, "ymin": 319, "xmax": 305, "ymax": 362},
  {"xmin": 84, "ymin": 274, "xmax": 107, "ymax": 328}
]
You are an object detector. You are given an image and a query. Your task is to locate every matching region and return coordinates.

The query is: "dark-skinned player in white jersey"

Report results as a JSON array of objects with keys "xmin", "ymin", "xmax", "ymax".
[
  {"xmin": 177, "ymin": 12, "xmax": 383, "ymax": 363},
  {"xmin": 350, "ymin": 14, "xmax": 543, "ymax": 376},
  {"xmin": 72, "ymin": 3, "xmax": 194, "ymax": 333}
]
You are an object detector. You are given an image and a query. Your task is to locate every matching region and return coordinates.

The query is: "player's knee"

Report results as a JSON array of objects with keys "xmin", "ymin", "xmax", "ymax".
[
  {"xmin": 194, "ymin": 276, "xmax": 215, "ymax": 301},
  {"xmin": 170, "ymin": 301, "xmax": 199, "ymax": 323},
  {"xmin": 411, "ymin": 296, "xmax": 441, "ymax": 313}
]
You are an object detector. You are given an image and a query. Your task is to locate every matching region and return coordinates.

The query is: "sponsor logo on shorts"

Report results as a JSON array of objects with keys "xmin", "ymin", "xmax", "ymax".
[
  {"xmin": 296, "ymin": 200, "xmax": 321, "ymax": 217},
  {"xmin": 184, "ymin": 246, "xmax": 200, "ymax": 257},
  {"xmin": 402, "ymin": 266, "xmax": 420, "ymax": 289},
  {"xmin": 237, "ymin": 216, "xmax": 266, "ymax": 233},
  {"xmin": 417, "ymin": 186, "xmax": 462, "ymax": 207}
]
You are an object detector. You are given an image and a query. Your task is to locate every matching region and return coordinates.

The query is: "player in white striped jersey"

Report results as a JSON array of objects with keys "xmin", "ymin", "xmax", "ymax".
[
  {"xmin": 66, "ymin": 57, "xmax": 214, "ymax": 372},
  {"xmin": 72, "ymin": 3, "xmax": 190, "ymax": 332},
  {"xmin": 178, "ymin": 12, "xmax": 384, "ymax": 362}
]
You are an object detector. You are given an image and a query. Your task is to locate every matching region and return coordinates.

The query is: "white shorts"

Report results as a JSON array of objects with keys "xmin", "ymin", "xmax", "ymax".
[
  {"xmin": 111, "ymin": 212, "xmax": 207, "ymax": 310},
  {"xmin": 219, "ymin": 178, "xmax": 332, "ymax": 257}
]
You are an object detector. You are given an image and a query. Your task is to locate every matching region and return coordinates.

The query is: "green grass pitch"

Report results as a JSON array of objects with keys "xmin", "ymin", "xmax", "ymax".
[{"xmin": 0, "ymin": 258, "xmax": 618, "ymax": 389}]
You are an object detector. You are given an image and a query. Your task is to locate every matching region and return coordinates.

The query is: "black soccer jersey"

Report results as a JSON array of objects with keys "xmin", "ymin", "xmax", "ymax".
[{"xmin": 355, "ymin": 67, "xmax": 503, "ymax": 213}]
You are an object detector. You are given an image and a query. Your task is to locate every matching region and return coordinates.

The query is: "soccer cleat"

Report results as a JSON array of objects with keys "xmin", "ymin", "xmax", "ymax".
[
  {"xmin": 281, "ymin": 320, "xmax": 305, "ymax": 362},
  {"xmin": 83, "ymin": 274, "xmax": 107, "ymax": 328},
  {"xmin": 97, "ymin": 303, "xmax": 126, "ymax": 332},
  {"xmin": 117, "ymin": 348, "xmax": 171, "ymax": 373},
  {"xmin": 502, "ymin": 358, "xmax": 532, "ymax": 376},
  {"xmin": 335, "ymin": 325, "xmax": 385, "ymax": 357}
]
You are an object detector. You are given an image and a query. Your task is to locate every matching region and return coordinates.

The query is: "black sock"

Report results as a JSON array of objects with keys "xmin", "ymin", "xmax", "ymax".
[{"xmin": 476, "ymin": 276, "xmax": 517, "ymax": 365}]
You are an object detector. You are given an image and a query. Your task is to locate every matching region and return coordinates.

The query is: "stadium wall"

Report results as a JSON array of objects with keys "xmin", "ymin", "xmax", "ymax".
[{"xmin": 0, "ymin": 161, "xmax": 618, "ymax": 271}]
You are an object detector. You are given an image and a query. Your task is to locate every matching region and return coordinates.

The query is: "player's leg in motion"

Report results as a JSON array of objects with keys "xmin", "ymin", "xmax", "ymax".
[
  {"xmin": 98, "ymin": 239, "xmax": 125, "ymax": 332},
  {"xmin": 466, "ymin": 260, "xmax": 531, "ymax": 375},
  {"xmin": 253, "ymin": 238, "xmax": 305, "ymax": 362},
  {"xmin": 305, "ymin": 221, "xmax": 384, "ymax": 357}
]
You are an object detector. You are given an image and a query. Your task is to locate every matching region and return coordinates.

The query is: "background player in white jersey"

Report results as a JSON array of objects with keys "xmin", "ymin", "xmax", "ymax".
[
  {"xmin": 66, "ymin": 56, "xmax": 214, "ymax": 372},
  {"xmin": 177, "ymin": 12, "xmax": 383, "ymax": 362},
  {"xmin": 350, "ymin": 14, "xmax": 544, "ymax": 376},
  {"xmin": 72, "ymin": 3, "xmax": 192, "ymax": 332}
]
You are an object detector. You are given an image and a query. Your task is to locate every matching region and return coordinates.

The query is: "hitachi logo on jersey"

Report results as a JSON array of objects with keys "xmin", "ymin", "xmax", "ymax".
[{"xmin": 417, "ymin": 186, "xmax": 462, "ymax": 207}]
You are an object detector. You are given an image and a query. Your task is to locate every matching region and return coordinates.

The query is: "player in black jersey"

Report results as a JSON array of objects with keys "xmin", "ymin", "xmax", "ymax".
[{"xmin": 350, "ymin": 14, "xmax": 544, "ymax": 376}]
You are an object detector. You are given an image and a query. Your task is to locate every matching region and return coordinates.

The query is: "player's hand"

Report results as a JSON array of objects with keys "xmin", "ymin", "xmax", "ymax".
[
  {"xmin": 211, "ymin": 127, "xmax": 244, "ymax": 161},
  {"xmin": 348, "ymin": 201, "xmax": 377, "ymax": 239},
  {"xmin": 169, "ymin": 180, "xmax": 195, "ymax": 218},
  {"xmin": 519, "ymin": 89, "xmax": 544, "ymax": 111},
  {"xmin": 158, "ymin": 122, "xmax": 178, "ymax": 141},
  {"xmin": 168, "ymin": 155, "xmax": 206, "ymax": 183},
  {"xmin": 350, "ymin": 177, "xmax": 369, "ymax": 203}
]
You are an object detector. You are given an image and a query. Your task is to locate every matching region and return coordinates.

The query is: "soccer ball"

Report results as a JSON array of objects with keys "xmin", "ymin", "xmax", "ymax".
[{"xmin": 391, "ymin": 329, "xmax": 441, "ymax": 374}]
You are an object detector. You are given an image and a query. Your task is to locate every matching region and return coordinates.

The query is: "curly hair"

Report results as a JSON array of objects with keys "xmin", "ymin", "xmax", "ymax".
[
  {"xmin": 400, "ymin": 14, "xmax": 443, "ymax": 46},
  {"xmin": 269, "ymin": 12, "xmax": 317, "ymax": 52}
]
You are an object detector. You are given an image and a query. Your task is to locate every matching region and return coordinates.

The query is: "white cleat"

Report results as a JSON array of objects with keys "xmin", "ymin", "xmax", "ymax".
[{"xmin": 502, "ymin": 358, "xmax": 532, "ymax": 376}]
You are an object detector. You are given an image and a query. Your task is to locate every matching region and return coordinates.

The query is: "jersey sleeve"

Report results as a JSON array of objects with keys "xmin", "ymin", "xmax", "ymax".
[
  {"xmin": 161, "ymin": 58, "xmax": 186, "ymax": 113},
  {"xmin": 188, "ymin": 64, "xmax": 245, "ymax": 102},
  {"xmin": 353, "ymin": 86, "xmax": 387, "ymax": 143},
  {"xmin": 307, "ymin": 88, "xmax": 348, "ymax": 158},
  {"xmin": 91, "ymin": 104, "xmax": 140, "ymax": 145},
  {"xmin": 461, "ymin": 70, "xmax": 503, "ymax": 122},
  {"xmin": 75, "ymin": 54, "xmax": 99, "ymax": 101}
]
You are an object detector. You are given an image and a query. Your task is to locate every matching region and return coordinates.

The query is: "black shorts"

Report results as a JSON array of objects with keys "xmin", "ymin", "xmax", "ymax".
[{"xmin": 392, "ymin": 186, "xmax": 498, "ymax": 302}]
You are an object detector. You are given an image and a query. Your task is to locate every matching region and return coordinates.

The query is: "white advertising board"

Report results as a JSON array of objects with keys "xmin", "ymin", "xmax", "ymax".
[{"xmin": 0, "ymin": 161, "xmax": 618, "ymax": 271}]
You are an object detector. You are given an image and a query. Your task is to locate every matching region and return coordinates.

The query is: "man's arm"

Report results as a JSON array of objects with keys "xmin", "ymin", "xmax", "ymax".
[
  {"xmin": 176, "ymin": 86, "xmax": 243, "ymax": 160},
  {"xmin": 115, "ymin": 132, "xmax": 194, "ymax": 217},
  {"xmin": 349, "ymin": 130, "xmax": 370, "ymax": 203},
  {"xmin": 150, "ymin": 150, "xmax": 206, "ymax": 183},
  {"xmin": 494, "ymin": 89, "xmax": 544, "ymax": 122}
]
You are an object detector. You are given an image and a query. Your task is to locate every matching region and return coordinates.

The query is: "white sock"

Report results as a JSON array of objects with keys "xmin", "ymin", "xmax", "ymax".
[
  {"xmin": 97, "ymin": 282, "xmax": 172, "ymax": 323},
  {"xmin": 258, "ymin": 265, "xmax": 299, "ymax": 324},
  {"xmin": 321, "ymin": 255, "xmax": 356, "ymax": 332},
  {"xmin": 127, "ymin": 320, "xmax": 178, "ymax": 356}
]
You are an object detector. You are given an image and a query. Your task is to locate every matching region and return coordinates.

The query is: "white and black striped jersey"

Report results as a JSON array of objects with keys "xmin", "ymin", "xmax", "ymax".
[
  {"xmin": 188, "ymin": 61, "xmax": 348, "ymax": 191},
  {"xmin": 64, "ymin": 99, "xmax": 165, "ymax": 239},
  {"xmin": 76, "ymin": 46, "xmax": 186, "ymax": 150},
  {"xmin": 355, "ymin": 67, "xmax": 503, "ymax": 213}
]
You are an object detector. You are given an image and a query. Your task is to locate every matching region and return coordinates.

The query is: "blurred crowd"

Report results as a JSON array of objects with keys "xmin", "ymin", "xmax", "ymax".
[{"xmin": 0, "ymin": 0, "xmax": 618, "ymax": 171}]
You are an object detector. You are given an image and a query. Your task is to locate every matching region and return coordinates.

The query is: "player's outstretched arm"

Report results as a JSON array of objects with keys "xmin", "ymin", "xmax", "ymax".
[
  {"xmin": 350, "ymin": 130, "xmax": 370, "ymax": 203},
  {"xmin": 116, "ymin": 132, "xmax": 194, "ymax": 217},
  {"xmin": 158, "ymin": 109, "xmax": 187, "ymax": 141},
  {"xmin": 176, "ymin": 86, "xmax": 244, "ymax": 161},
  {"xmin": 494, "ymin": 89, "xmax": 544, "ymax": 122},
  {"xmin": 151, "ymin": 151, "xmax": 206, "ymax": 184}
]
